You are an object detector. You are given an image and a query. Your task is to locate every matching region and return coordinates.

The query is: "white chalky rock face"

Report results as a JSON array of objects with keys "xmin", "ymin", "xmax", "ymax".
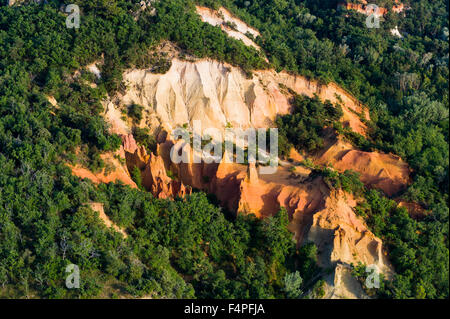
[
  {"xmin": 118, "ymin": 58, "xmax": 293, "ymax": 132},
  {"xmin": 113, "ymin": 57, "xmax": 368, "ymax": 137}
]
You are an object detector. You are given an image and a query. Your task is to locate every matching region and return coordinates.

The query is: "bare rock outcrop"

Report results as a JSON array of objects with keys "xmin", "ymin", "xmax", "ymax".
[
  {"xmin": 396, "ymin": 200, "xmax": 430, "ymax": 220},
  {"xmin": 60, "ymin": 5, "xmax": 409, "ymax": 298},
  {"xmin": 308, "ymin": 191, "xmax": 391, "ymax": 272},
  {"xmin": 315, "ymin": 135, "xmax": 411, "ymax": 196},
  {"xmin": 306, "ymin": 190, "xmax": 392, "ymax": 298},
  {"xmin": 69, "ymin": 149, "xmax": 137, "ymax": 189},
  {"xmin": 113, "ymin": 58, "xmax": 369, "ymax": 137},
  {"xmin": 160, "ymin": 148, "xmax": 393, "ymax": 298},
  {"xmin": 89, "ymin": 202, "xmax": 127, "ymax": 238},
  {"xmin": 143, "ymin": 152, "xmax": 191, "ymax": 199},
  {"xmin": 97, "ymin": 52, "xmax": 403, "ymax": 298},
  {"xmin": 121, "ymin": 134, "xmax": 191, "ymax": 199}
]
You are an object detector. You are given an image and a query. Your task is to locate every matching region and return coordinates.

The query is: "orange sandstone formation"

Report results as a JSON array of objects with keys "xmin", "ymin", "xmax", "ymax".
[
  {"xmin": 338, "ymin": 0, "xmax": 404, "ymax": 16},
  {"xmin": 62, "ymin": 4, "xmax": 411, "ymax": 296},
  {"xmin": 111, "ymin": 58, "xmax": 369, "ymax": 137},
  {"xmin": 154, "ymin": 145, "xmax": 392, "ymax": 298},
  {"xmin": 314, "ymin": 135, "xmax": 411, "ymax": 196},
  {"xmin": 69, "ymin": 150, "xmax": 137, "ymax": 188},
  {"xmin": 288, "ymin": 148, "xmax": 304, "ymax": 162},
  {"xmin": 142, "ymin": 151, "xmax": 191, "ymax": 199},
  {"xmin": 334, "ymin": 150, "xmax": 410, "ymax": 196},
  {"xmin": 308, "ymin": 191, "xmax": 391, "ymax": 272},
  {"xmin": 121, "ymin": 134, "xmax": 191, "ymax": 199},
  {"xmin": 69, "ymin": 134, "xmax": 191, "ymax": 199}
]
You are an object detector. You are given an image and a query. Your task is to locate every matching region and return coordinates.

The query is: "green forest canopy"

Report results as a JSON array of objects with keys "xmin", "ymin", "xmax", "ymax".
[{"xmin": 0, "ymin": 0, "xmax": 448, "ymax": 299}]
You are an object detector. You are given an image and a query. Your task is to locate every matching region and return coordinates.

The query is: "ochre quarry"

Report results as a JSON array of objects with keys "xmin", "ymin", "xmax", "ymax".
[
  {"xmin": 91, "ymin": 52, "xmax": 412, "ymax": 297},
  {"xmin": 107, "ymin": 58, "xmax": 369, "ymax": 136},
  {"xmin": 111, "ymin": 132, "xmax": 392, "ymax": 298},
  {"xmin": 64, "ymin": 7, "xmax": 413, "ymax": 297},
  {"xmin": 314, "ymin": 134, "xmax": 411, "ymax": 196},
  {"xmin": 103, "ymin": 56, "xmax": 409, "ymax": 196}
]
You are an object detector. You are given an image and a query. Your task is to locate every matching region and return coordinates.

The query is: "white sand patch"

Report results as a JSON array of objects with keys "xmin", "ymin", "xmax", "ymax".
[{"xmin": 86, "ymin": 62, "xmax": 102, "ymax": 79}]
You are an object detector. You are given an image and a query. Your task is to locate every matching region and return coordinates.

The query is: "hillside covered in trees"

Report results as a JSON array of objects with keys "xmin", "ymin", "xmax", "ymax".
[{"xmin": 0, "ymin": 0, "xmax": 448, "ymax": 299}]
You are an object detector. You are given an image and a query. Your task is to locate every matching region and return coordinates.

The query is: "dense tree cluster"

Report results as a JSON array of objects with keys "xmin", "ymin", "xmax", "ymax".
[{"xmin": 276, "ymin": 94, "xmax": 343, "ymax": 155}]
